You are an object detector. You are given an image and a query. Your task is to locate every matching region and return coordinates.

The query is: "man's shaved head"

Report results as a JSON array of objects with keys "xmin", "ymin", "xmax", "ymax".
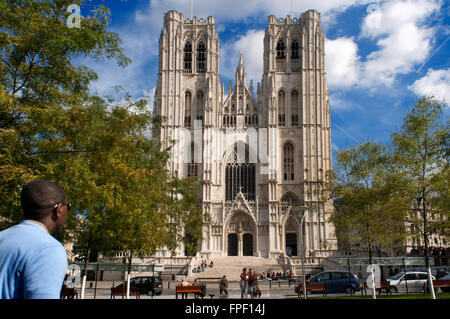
[{"xmin": 21, "ymin": 179, "xmax": 67, "ymax": 221}]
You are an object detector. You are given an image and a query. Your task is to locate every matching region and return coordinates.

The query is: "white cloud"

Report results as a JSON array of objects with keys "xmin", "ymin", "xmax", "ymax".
[
  {"xmin": 88, "ymin": 0, "xmax": 371, "ymax": 98},
  {"xmin": 325, "ymin": 37, "xmax": 361, "ymax": 88},
  {"xmin": 83, "ymin": 0, "xmax": 445, "ymax": 104},
  {"xmin": 360, "ymin": 0, "xmax": 442, "ymax": 86},
  {"xmin": 137, "ymin": 0, "xmax": 372, "ymax": 26},
  {"xmin": 220, "ymin": 30, "xmax": 265, "ymax": 85},
  {"xmin": 409, "ymin": 68, "xmax": 450, "ymax": 103}
]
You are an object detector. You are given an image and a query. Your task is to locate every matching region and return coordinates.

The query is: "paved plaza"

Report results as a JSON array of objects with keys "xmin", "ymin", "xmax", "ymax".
[{"xmin": 77, "ymin": 280, "xmax": 304, "ymax": 299}]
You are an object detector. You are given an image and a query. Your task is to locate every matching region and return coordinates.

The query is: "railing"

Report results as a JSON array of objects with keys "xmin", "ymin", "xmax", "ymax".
[
  {"xmin": 276, "ymin": 17, "xmax": 300, "ymax": 25},
  {"xmin": 99, "ymin": 253, "xmax": 192, "ymax": 267},
  {"xmin": 184, "ymin": 19, "xmax": 208, "ymax": 25}
]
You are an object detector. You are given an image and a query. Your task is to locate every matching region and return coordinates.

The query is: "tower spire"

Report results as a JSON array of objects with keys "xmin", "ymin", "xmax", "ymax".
[{"xmin": 235, "ymin": 52, "xmax": 246, "ymax": 84}]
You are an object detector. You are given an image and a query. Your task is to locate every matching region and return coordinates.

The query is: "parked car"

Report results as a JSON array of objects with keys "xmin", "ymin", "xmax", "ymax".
[
  {"xmin": 114, "ymin": 276, "xmax": 163, "ymax": 296},
  {"xmin": 387, "ymin": 272, "xmax": 435, "ymax": 293},
  {"xmin": 295, "ymin": 270, "xmax": 361, "ymax": 295},
  {"xmin": 405, "ymin": 266, "xmax": 449, "ymax": 279}
]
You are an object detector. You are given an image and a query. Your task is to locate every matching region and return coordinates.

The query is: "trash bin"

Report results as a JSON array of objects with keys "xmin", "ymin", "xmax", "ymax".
[{"xmin": 201, "ymin": 284, "xmax": 207, "ymax": 298}]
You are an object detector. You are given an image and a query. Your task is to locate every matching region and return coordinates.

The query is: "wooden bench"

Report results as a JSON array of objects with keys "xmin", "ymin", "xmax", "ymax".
[
  {"xmin": 423, "ymin": 279, "xmax": 450, "ymax": 293},
  {"xmin": 296, "ymin": 282, "xmax": 326, "ymax": 297},
  {"xmin": 362, "ymin": 281, "xmax": 392, "ymax": 295},
  {"xmin": 60, "ymin": 287, "xmax": 78, "ymax": 299},
  {"xmin": 176, "ymin": 285, "xmax": 204, "ymax": 299},
  {"xmin": 110, "ymin": 286, "xmax": 141, "ymax": 299}
]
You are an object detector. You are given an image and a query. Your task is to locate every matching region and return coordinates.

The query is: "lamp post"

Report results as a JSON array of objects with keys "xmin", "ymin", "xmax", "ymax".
[{"xmin": 298, "ymin": 210, "xmax": 307, "ymax": 299}]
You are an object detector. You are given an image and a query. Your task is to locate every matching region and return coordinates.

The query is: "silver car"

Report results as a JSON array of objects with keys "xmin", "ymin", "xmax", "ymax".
[{"xmin": 387, "ymin": 272, "xmax": 435, "ymax": 293}]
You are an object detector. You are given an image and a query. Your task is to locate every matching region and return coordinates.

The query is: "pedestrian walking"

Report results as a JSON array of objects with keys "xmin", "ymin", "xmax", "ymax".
[
  {"xmin": 248, "ymin": 268, "xmax": 258, "ymax": 299},
  {"xmin": 219, "ymin": 275, "xmax": 228, "ymax": 297},
  {"xmin": 240, "ymin": 268, "xmax": 249, "ymax": 299},
  {"xmin": 0, "ymin": 180, "xmax": 69, "ymax": 299},
  {"xmin": 201, "ymin": 260, "xmax": 206, "ymax": 272}
]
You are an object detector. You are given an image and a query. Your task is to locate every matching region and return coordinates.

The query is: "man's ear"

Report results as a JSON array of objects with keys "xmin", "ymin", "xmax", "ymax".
[{"xmin": 53, "ymin": 203, "xmax": 63, "ymax": 220}]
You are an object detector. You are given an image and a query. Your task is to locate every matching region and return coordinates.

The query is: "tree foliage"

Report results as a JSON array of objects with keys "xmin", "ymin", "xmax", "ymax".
[
  {"xmin": 0, "ymin": 0, "xmax": 206, "ymax": 265},
  {"xmin": 390, "ymin": 97, "xmax": 449, "ymax": 259},
  {"xmin": 330, "ymin": 97, "xmax": 449, "ymax": 261},
  {"xmin": 330, "ymin": 142, "xmax": 406, "ymax": 261},
  {"xmin": 0, "ymin": 0, "xmax": 130, "ymax": 227}
]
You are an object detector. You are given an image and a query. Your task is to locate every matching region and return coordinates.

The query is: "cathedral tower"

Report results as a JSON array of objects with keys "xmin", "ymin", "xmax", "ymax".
[{"xmin": 261, "ymin": 10, "xmax": 335, "ymax": 257}]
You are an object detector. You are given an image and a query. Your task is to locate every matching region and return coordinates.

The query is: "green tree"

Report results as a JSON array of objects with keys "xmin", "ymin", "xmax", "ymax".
[
  {"xmin": 0, "ymin": 1, "xmax": 206, "ymax": 282},
  {"xmin": 167, "ymin": 176, "xmax": 206, "ymax": 257},
  {"xmin": 0, "ymin": 0, "xmax": 130, "ymax": 228},
  {"xmin": 37, "ymin": 93, "xmax": 173, "ymax": 278},
  {"xmin": 390, "ymin": 97, "xmax": 449, "ymax": 269},
  {"xmin": 330, "ymin": 142, "xmax": 406, "ymax": 263}
]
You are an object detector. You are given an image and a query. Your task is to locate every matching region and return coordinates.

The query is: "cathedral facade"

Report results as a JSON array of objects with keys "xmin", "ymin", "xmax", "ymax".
[{"xmin": 154, "ymin": 10, "xmax": 337, "ymax": 260}]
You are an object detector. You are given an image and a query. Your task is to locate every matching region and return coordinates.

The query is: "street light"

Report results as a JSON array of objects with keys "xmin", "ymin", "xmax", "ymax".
[{"xmin": 293, "ymin": 208, "xmax": 307, "ymax": 299}]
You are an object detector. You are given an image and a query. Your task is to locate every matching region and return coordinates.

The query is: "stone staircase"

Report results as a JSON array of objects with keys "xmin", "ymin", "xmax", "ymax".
[{"xmin": 187, "ymin": 256, "xmax": 289, "ymax": 282}]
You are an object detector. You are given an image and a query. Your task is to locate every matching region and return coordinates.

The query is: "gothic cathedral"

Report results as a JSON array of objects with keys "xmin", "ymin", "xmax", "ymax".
[{"xmin": 154, "ymin": 10, "xmax": 337, "ymax": 261}]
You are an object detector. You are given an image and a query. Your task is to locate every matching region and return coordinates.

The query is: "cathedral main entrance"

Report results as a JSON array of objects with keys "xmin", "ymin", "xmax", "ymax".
[
  {"xmin": 225, "ymin": 210, "xmax": 256, "ymax": 257},
  {"xmin": 228, "ymin": 234, "xmax": 238, "ymax": 256},
  {"xmin": 286, "ymin": 233, "xmax": 297, "ymax": 256},
  {"xmin": 243, "ymin": 234, "xmax": 253, "ymax": 256}
]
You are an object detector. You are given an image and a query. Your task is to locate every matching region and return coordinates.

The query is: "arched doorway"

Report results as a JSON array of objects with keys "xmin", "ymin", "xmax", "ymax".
[
  {"xmin": 225, "ymin": 210, "xmax": 256, "ymax": 257},
  {"xmin": 285, "ymin": 215, "xmax": 300, "ymax": 257},
  {"xmin": 286, "ymin": 233, "xmax": 297, "ymax": 256},
  {"xmin": 228, "ymin": 234, "xmax": 238, "ymax": 256},
  {"xmin": 243, "ymin": 234, "xmax": 253, "ymax": 256}
]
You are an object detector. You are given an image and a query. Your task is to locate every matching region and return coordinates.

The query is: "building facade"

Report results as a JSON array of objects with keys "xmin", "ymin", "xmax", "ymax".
[{"xmin": 154, "ymin": 10, "xmax": 337, "ymax": 260}]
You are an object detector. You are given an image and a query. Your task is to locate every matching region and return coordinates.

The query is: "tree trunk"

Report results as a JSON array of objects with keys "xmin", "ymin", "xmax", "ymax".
[
  {"xmin": 422, "ymin": 195, "xmax": 436, "ymax": 299},
  {"xmin": 81, "ymin": 246, "xmax": 90, "ymax": 299},
  {"xmin": 126, "ymin": 251, "xmax": 133, "ymax": 299}
]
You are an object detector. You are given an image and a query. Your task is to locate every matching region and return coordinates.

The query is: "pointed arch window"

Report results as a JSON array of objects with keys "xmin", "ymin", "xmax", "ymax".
[
  {"xmin": 281, "ymin": 192, "xmax": 299, "ymax": 205},
  {"xmin": 184, "ymin": 41, "xmax": 192, "ymax": 72},
  {"xmin": 252, "ymin": 114, "xmax": 258, "ymax": 126},
  {"xmin": 291, "ymin": 39, "xmax": 300, "ymax": 59},
  {"xmin": 223, "ymin": 114, "xmax": 229, "ymax": 126},
  {"xmin": 226, "ymin": 143, "xmax": 255, "ymax": 201},
  {"xmin": 197, "ymin": 41, "xmax": 206, "ymax": 73},
  {"xmin": 283, "ymin": 143, "xmax": 294, "ymax": 181},
  {"xmin": 278, "ymin": 90, "xmax": 286, "ymax": 126},
  {"xmin": 291, "ymin": 90, "xmax": 299, "ymax": 126},
  {"xmin": 184, "ymin": 91, "xmax": 192, "ymax": 128},
  {"xmin": 276, "ymin": 39, "xmax": 285, "ymax": 59}
]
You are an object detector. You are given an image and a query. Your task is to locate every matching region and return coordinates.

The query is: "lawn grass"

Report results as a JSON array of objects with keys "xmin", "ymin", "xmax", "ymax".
[{"xmin": 290, "ymin": 292, "xmax": 450, "ymax": 300}]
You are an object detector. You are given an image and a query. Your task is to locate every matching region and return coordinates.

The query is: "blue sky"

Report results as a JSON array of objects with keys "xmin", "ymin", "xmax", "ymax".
[{"xmin": 79, "ymin": 0, "xmax": 449, "ymax": 153}]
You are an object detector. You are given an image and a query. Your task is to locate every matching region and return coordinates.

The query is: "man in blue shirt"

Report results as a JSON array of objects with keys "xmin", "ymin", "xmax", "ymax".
[{"xmin": 0, "ymin": 179, "xmax": 69, "ymax": 299}]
